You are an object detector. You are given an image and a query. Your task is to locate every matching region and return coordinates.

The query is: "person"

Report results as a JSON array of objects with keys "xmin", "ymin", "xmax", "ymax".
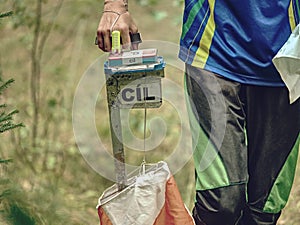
[{"xmin": 96, "ymin": 1, "xmax": 300, "ymax": 224}]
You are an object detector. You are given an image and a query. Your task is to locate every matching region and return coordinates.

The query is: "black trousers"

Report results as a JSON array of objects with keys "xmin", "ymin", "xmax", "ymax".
[{"xmin": 185, "ymin": 64, "xmax": 300, "ymax": 225}]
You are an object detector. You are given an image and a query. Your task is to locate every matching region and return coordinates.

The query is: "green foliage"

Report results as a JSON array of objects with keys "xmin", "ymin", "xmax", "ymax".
[
  {"xmin": 0, "ymin": 157, "xmax": 39, "ymax": 225},
  {"xmin": 1, "ymin": 1, "xmax": 112, "ymax": 224},
  {"xmin": 0, "ymin": 8, "xmax": 36, "ymax": 225},
  {"xmin": 0, "ymin": 11, "xmax": 13, "ymax": 19},
  {"xmin": 135, "ymin": 0, "xmax": 183, "ymax": 22},
  {"xmin": 0, "ymin": 188, "xmax": 38, "ymax": 225},
  {"xmin": 0, "ymin": 7, "xmax": 22, "ymax": 134},
  {"xmin": 0, "ymin": 159, "xmax": 12, "ymax": 164},
  {"xmin": 0, "ymin": 77, "xmax": 23, "ymax": 133},
  {"xmin": 6, "ymin": 205, "xmax": 36, "ymax": 225},
  {"xmin": 0, "ymin": 77, "xmax": 14, "ymax": 92}
]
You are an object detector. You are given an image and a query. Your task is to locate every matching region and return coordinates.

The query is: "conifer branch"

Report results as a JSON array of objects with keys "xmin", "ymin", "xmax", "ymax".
[{"xmin": 0, "ymin": 11, "xmax": 13, "ymax": 19}]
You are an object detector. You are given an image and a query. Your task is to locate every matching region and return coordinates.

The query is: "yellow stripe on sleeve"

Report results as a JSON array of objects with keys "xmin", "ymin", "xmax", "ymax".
[
  {"xmin": 192, "ymin": 0, "xmax": 216, "ymax": 68},
  {"xmin": 289, "ymin": 0, "xmax": 296, "ymax": 31}
]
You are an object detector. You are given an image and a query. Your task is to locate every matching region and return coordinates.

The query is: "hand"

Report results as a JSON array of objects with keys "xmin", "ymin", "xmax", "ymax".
[{"xmin": 96, "ymin": 1, "xmax": 138, "ymax": 52}]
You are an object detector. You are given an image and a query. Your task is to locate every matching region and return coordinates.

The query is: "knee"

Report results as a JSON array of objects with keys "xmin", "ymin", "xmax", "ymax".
[{"xmin": 193, "ymin": 184, "xmax": 246, "ymax": 225}]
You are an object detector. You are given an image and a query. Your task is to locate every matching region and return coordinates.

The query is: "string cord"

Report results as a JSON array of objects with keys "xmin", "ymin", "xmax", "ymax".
[
  {"xmin": 142, "ymin": 86, "xmax": 147, "ymax": 174},
  {"xmin": 102, "ymin": 10, "xmax": 127, "ymax": 33}
]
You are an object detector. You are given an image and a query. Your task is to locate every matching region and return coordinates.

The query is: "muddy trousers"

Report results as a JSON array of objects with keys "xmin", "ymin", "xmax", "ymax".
[{"xmin": 185, "ymin": 64, "xmax": 300, "ymax": 225}]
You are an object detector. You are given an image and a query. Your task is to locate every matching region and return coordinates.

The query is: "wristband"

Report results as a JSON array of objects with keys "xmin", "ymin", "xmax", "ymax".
[{"xmin": 102, "ymin": 9, "xmax": 127, "ymax": 15}]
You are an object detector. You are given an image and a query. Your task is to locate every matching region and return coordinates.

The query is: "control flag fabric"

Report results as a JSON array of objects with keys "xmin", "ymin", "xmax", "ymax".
[
  {"xmin": 273, "ymin": 24, "xmax": 300, "ymax": 104},
  {"xmin": 96, "ymin": 161, "xmax": 195, "ymax": 225}
]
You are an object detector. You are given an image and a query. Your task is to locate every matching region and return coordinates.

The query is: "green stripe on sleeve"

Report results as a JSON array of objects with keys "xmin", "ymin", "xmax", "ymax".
[
  {"xmin": 182, "ymin": 0, "xmax": 206, "ymax": 40},
  {"xmin": 296, "ymin": 0, "xmax": 300, "ymax": 18}
]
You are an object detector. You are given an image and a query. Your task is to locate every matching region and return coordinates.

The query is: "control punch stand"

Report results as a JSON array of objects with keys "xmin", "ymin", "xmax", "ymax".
[{"xmin": 97, "ymin": 32, "xmax": 165, "ymax": 190}]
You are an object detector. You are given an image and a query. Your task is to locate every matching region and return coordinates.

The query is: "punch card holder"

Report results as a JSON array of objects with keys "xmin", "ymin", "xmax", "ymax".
[
  {"xmin": 104, "ymin": 48, "xmax": 165, "ymax": 190},
  {"xmin": 105, "ymin": 49, "xmax": 165, "ymax": 108}
]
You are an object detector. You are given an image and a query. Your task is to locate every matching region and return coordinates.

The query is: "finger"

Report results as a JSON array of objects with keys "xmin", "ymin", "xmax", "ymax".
[
  {"xmin": 129, "ymin": 24, "xmax": 139, "ymax": 35},
  {"xmin": 103, "ymin": 32, "xmax": 112, "ymax": 52},
  {"xmin": 131, "ymin": 43, "xmax": 138, "ymax": 50},
  {"xmin": 120, "ymin": 30, "xmax": 131, "ymax": 51},
  {"xmin": 96, "ymin": 33, "xmax": 105, "ymax": 51}
]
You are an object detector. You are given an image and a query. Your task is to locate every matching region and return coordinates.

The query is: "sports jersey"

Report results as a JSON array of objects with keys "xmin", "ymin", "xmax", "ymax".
[{"xmin": 179, "ymin": 0, "xmax": 300, "ymax": 86}]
